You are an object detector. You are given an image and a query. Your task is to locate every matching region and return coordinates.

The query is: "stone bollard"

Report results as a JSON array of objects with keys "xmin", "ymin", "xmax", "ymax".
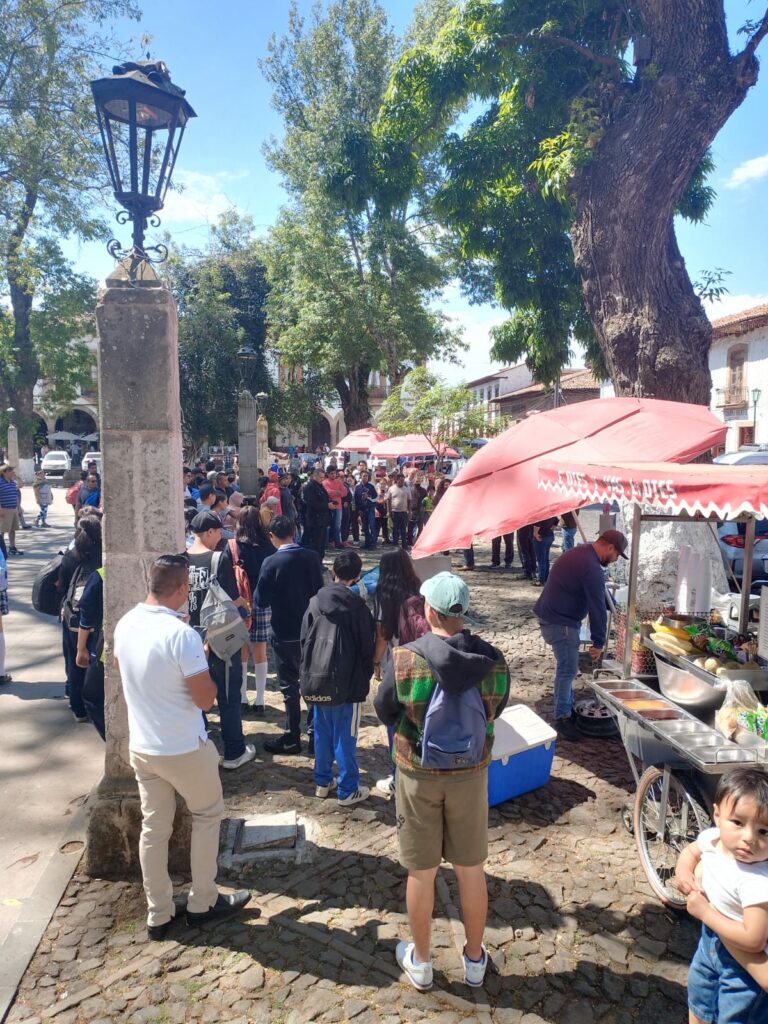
[
  {"xmin": 85, "ymin": 259, "xmax": 190, "ymax": 878},
  {"xmin": 237, "ymin": 390, "xmax": 259, "ymax": 495}
]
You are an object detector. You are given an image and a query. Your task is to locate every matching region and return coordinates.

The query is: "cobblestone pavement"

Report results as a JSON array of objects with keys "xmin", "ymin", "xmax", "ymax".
[{"xmin": 7, "ymin": 543, "xmax": 699, "ymax": 1024}]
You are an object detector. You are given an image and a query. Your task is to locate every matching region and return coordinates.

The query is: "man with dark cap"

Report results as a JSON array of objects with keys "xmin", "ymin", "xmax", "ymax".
[
  {"xmin": 533, "ymin": 528, "xmax": 627, "ymax": 742},
  {"xmin": 187, "ymin": 511, "xmax": 255, "ymax": 769}
]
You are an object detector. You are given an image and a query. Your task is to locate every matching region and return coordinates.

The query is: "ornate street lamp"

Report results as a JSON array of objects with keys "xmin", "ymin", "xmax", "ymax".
[
  {"xmin": 237, "ymin": 344, "xmax": 259, "ymax": 395},
  {"xmin": 752, "ymin": 387, "xmax": 762, "ymax": 444},
  {"xmin": 91, "ymin": 60, "xmax": 196, "ymax": 266}
]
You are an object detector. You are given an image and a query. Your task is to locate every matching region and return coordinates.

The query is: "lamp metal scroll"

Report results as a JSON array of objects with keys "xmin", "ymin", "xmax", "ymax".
[{"xmin": 91, "ymin": 60, "xmax": 196, "ymax": 271}]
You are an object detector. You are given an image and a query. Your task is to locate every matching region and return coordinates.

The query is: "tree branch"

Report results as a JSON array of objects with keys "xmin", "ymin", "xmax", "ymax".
[
  {"xmin": 496, "ymin": 31, "xmax": 621, "ymax": 70},
  {"xmin": 737, "ymin": 7, "xmax": 768, "ymax": 63}
]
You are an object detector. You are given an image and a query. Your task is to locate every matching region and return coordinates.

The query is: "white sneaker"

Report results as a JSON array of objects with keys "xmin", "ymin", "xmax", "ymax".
[
  {"xmin": 463, "ymin": 944, "xmax": 488, "ymax": 987},
  {"xmin": 396, "ymin": 940, "xmax": 433, "ymax": 991},
  {"xmin": 337, "ymin": 786, "xmax": 370, "ymax": 807},
  {"xmin": 221, "ymin": 743, "xmax": 256, "ymax": 770},
  {"xmin": 315, "ymin": 778, "xmax": 338, "ymax": 799},
  {"xmin": 375, "ymin": 775, "xmax": 396, "ymax": 796}
]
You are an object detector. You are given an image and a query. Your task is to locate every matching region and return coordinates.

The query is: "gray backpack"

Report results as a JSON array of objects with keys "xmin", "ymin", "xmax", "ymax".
[
  {"xmin": 418, "ymin": 679, "xmax": 488, "ymax": 770},
  {"xmin": 199, "ymin": 551, "xmax": 250, "ymax": 665}
]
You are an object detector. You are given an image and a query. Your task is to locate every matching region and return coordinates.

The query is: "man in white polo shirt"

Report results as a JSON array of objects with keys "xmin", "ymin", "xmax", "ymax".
[{"xmin": 114, "ymin": 554, "xmax": 253, "ymax": 940}]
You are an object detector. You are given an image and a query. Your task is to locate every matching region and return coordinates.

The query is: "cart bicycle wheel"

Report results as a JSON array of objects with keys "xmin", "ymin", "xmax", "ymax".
[{"xmin": 633, "ymin": 766, "xmax": 710, "ymax": 908}]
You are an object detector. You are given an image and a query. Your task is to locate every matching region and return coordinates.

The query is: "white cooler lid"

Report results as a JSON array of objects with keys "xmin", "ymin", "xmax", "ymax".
[{"xmin": 491, "ymin": 704, "xmax": 557, "ymax": 759}]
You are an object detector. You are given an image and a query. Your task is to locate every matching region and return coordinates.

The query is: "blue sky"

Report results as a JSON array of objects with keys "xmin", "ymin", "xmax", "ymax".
[{"xmin": 72, "ymin": 0, "xmax": 768, "ymax": 382}]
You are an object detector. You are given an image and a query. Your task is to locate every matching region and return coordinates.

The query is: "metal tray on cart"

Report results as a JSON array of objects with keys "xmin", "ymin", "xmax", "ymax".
[{"xmin": 590, "ymin": 678, "xmax": 766, "ymax": 774}]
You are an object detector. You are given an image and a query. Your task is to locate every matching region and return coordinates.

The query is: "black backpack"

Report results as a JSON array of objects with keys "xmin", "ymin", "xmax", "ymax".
[
  {"xmin": 32, "ymin": 552, "xmax": 65, "ymax": 617},
  {"xmin": 300, "ymin": 598, "xmax": 353, "ymax": 706},
  {"xmin": 62, "ymin": 563, "xmax": 93, "ymax": 632}
]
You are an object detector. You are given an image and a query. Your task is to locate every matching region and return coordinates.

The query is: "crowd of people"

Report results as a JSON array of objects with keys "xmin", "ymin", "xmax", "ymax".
[{"xmin": 2, "ymin": 453, "xmax": 767, "ymax": 1017}]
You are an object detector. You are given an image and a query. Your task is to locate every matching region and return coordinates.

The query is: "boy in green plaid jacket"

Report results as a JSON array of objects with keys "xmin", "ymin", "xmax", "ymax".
[{"xmin": 374, "ymin": 572, "xmax": 510, "ymax": 992}]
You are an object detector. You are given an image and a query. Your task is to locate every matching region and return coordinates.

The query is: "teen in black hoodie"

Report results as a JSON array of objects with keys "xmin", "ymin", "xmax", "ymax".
[{"xmin": 300, "ymin": 550, "xmax": 374, "ymax": 806}]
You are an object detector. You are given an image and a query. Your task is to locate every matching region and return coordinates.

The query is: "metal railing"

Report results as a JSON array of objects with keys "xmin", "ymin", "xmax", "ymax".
[{"xmin": 715, "ymin": 386, "xmax": 749, "ymax": 407}]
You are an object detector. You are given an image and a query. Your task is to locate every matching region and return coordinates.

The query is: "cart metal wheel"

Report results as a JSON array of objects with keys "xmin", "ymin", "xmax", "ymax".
[{"xmin": 633, "ymin": 766, "xmax": 710, "ymax": 909}]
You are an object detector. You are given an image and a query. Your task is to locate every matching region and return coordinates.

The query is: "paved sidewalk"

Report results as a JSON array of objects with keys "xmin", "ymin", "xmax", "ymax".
[
  {"xmin": 0, "ymin": 489, "xmax": 104, "ymax": 1019},
  {"xmin": 5, "ymin": 541, "xmax": 699, "ymax": 1024}
]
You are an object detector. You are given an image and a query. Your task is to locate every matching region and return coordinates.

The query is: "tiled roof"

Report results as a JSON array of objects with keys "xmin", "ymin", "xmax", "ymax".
[
  {"xmin": 465, "ymin": 366, "xmax": 519, "ymax": 388},
  {"xmin": 490, "ymin": 368, "xmax": 601, "ymax": 402},
  {"xmin": 711, "ymin": 304, "xmax": 768, "ymax": 340}
]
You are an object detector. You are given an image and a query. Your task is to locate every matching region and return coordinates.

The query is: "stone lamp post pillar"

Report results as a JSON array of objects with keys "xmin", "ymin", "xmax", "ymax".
[
  {"xmin": 257, "ymin": 414, "xmax": 269, "ymax": 474},
  {"xmin": 237, "ymin": 390, "xmax": 259, "ymax": 495},
  {"xmin": 85, "ymin": 260, "xmax": 189, "ymax": 877},
  {"xmin": 6, "ymin": 420, "xmax": 19, "ymax": 469}
]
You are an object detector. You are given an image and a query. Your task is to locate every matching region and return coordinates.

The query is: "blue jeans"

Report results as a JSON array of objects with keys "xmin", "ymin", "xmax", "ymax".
[
  {"xmin": 328, "ymin": 508, "xmax": 342, "ymax": 546},
  {"xmin": 360, "ymin": 506, "xmax": 376, "ymax": 547},
  {"xmin": 539, "ymin": 621, "xmax": 580, "ymax": 719},
  {"xmin": 533, "ymin": 534, "xmax": 554, "ymax": 583},
  {"xmin": 208, "ymin": 651, "xmax": 245, "ymax": 761},
  {"xmin": 313, "ymin": 703, "xmax": 362, "ymax": 799},
  {"xmin": 562, "ymin": 527, "xmax": 577, "ymax": 551},
  {"xmin": 689, "ymin": 925, "xmax": 768, "ymax": 1023},
  {"xmin": 62, "ymin": 623, "xmax": 87, "ymax": 718}
]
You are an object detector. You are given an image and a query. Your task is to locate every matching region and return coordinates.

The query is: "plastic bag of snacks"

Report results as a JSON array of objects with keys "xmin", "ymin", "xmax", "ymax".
[{"xmin": 715, "ymin": 679, "xmax": 762, "ymax": 740}]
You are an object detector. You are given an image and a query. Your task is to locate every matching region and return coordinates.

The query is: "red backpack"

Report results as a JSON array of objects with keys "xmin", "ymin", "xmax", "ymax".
[
  {"xmin": 228, "ymin": 539, "xmax": 253, "ymax": 632},
  {"xmin": 398, "ymin": 594, "xmax": 430, "ymax": 644},
  {"xmin": 65, "ymin": 482, "xmax": 80, "ymax": 505}
]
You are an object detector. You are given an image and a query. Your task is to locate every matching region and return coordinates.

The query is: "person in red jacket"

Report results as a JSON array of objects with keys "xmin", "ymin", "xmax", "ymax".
[{"xmin": 323, "ymin": 466, "xmax": 347, "ymax": 550}]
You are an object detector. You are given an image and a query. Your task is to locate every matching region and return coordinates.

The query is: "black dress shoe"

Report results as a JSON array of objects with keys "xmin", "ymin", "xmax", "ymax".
[
  {"xmin": 186, "ymin": 890, "xmax": 255, "ymax": 927},
  {"xmin": 147, "ymin": 894, "xmax": 188, "ymax": 940},
  {"xmin": 263, "ymin": 735, "xmax": 302, "ymax": 755}
]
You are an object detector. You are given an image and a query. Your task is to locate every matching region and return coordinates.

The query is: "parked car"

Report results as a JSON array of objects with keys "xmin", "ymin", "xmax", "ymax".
[
  {"xmin": 717, "ymin": 519, "xmax": 768, "ymax": 589},
  {"xmin": 41, "ymin": 450, "xmax": 71, "ymax": 476},
  {"xmin": 713, "ymin": 445, "xmax": 768, "ymax": 466},
  {"xmin": 712, "ymin": 447, "xmax": 768, "ymax": 587},
  {"xmin": 81, "ymin": 452, "xmax": 102, "ymax": 474}
]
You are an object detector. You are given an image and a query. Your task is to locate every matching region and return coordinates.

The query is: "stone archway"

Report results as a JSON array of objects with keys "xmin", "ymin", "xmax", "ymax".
[
  {"xmin": 55, "ymin": 409, "xmax": 98, "ymax": 437},
  {"xmin": 310, "ymin": 415, "xmax": 332, "ymax": 450}
]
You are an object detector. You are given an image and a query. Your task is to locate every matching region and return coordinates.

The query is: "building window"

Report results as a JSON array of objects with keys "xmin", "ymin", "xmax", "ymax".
[
  {"xmin": 494, "ymin": 383, "xmax": 500, "ymax": 398},
  {"xmin": 739, "ymin": 426, "xmax": 754, "ymax": 447},
  {"xmin": 726, "ymin": 346, "xmax": 748, "ymax": 405}
]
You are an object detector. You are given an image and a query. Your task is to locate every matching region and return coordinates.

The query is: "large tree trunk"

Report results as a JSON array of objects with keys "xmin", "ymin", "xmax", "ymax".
[
  {"xmin": 333, "ymin": 364, "xmax": 371, "ymax": 430},
  {"xmin": 570, "ymin": 0, "xmax": 763, "ymax": 402},
  {"xmin": 6, "ymin": 191, "xmax": 39, "ymax": 457}
]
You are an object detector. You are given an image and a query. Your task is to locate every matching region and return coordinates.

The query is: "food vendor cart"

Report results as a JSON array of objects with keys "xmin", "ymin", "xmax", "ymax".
[{"xmin": 538, "ymin": 460, "xmax": 768, "ymax": 907}]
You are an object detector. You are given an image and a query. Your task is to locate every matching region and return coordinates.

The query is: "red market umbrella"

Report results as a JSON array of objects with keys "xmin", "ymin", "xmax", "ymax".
[
  {"xmin": 336, "ymin": 428, "xmax": 388, "ymax": 451},
  {"xmin": 538, "ymin": 460, "xmax": 768, "ymax": 519},
  {"xmin": 413, "ymin": 397, "xmax": 727, "ymax": 554},
  {"xmin": 369, "ymin": 433, "xmax": 460, "ymax": 459}
]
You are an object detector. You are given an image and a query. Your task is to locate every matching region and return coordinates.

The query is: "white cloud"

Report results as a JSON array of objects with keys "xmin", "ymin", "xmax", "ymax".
[
  {"xmin": 724, "ymin": 154, "xmax": 768, "ymax": 189},
  {"xmin": 161, "ymin": 169, "xmax": 247, "ymax": 225},
  {"xmin": 703, "ymin": 292, "xmax": 768, "ymax": 320}
]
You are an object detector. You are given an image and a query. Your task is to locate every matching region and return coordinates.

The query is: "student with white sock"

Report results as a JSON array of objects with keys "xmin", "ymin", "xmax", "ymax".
[
  {"xmin": 0, "ymin": 542, "xmax": 9, "ymax": 683},
  {"xmin": 233, "ymin": 507, "xmax": 274, "ymax": 717}
]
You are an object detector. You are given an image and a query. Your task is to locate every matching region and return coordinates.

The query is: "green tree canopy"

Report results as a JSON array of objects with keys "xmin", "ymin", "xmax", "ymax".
[
  {"xmin": 0, "ymin": 0, "xmax": 140, "ymax": 454},
  {"xmin": 377, "ymin": 365, "xmax": 492, "ymax": 459},
  {"xmin": 377, "ymin": 0, "xmax": 768, "ymax": 402},
  {"xmin": 169, "ymin": 212, "xmax": 320, "ymax": 453},
  {"xmin": 260, "ymin": 0, "xmax": 462, "ymax": 430}
]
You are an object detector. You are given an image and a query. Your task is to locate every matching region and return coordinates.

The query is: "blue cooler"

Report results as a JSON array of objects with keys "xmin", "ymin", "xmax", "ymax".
[{"xmin": 487, "ymin": 704, "xmax": 557, "ymax": 806}]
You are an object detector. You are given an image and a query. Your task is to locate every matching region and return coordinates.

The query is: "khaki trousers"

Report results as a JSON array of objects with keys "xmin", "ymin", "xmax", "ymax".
[{"xmin": 130, "ymin": 738, "xmax": 224, "ymax": 926}]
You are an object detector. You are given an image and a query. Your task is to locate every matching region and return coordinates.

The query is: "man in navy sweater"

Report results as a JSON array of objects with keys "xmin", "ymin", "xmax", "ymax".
[
  {"xmin": 256, "ymin": 515, "xmax": 324, "ymax": 755},
  {"xmin": 533, "ymin": 529, "xmax": 627, "ymax": 742}
]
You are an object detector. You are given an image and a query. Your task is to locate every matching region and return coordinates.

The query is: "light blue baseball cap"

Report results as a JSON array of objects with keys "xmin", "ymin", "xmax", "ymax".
[{"xmin": 420, "ymin": 571, "xmax": 470, "ymax": 616}]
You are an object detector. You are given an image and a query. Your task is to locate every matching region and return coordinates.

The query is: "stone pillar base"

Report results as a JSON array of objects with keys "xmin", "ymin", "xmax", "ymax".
[{"xmin": 85, "ymin": 777, "xmax": 192, "ymax": 880}]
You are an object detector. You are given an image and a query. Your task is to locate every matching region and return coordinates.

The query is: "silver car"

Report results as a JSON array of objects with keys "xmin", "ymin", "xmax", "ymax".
[{"xmin": 714, "ymin": 446, "xmax": 768, "ymax": 587}]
